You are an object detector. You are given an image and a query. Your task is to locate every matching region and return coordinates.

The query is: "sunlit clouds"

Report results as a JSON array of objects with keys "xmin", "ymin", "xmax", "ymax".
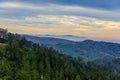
[
  {"xmin": 0, "ymin": 15, "xmax": 120, "ymax": 39},
  {"xmin": 0, "ymin": 1, "xmax": 120, "ymax": 39}
]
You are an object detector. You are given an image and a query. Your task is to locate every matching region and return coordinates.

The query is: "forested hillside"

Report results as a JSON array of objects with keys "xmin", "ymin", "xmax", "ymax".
[
  {"xmin": 24, "ymin": 35, "xmax": 120, "ymax": 61},
  {"xmin": 0, "ymin": 29, "xmax": 120, "ymax": 80}
]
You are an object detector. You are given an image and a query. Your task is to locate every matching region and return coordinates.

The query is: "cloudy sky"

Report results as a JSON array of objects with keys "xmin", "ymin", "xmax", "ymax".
[{"xmin": 0, "ymin": 0, "xmax": 120, "ymax": 39}]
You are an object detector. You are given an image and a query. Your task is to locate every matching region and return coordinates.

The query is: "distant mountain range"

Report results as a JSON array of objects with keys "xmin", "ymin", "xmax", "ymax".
[
  {"xmin": 23, "ymin": 35, "xmax": 120, "ymax": 61},
  {"xmin": 24, "ymin": 35, "xmax": 73, "ymax": 46},
  {"xmin": 35, "ymin": 34, "xmax": 89, "ymax": 42},
  {"xmin": 33, "ymin": 34, "xmax": 120, "ymax": 43}
]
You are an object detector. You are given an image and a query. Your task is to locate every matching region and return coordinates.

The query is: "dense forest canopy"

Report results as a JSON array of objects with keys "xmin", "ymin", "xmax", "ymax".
[{"xmin": 0, "ymin": 28, "xmax": 120, "ymax": 80}]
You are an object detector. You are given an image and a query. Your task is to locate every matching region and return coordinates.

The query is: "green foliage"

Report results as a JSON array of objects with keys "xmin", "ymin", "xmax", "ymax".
[
  {"xmin": 75, "ymin": 75, "xmax": 81, "ymax": 80},
  {"xmin": 0, "ymin": 32, "xmax": 120, "ymax": 80}
]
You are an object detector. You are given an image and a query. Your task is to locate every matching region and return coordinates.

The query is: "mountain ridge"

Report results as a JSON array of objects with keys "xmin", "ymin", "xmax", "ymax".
[{"xmin": 23, "ymin": 35, "xmax": 120, "ymax": 61}]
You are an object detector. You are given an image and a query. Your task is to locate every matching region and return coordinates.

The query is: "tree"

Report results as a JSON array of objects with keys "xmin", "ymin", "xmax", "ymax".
[
  {"xmin": 75, "ymin": 75, "xmax": 82, "ymax": 80},
  {"xmin": 0, "ymin": 28, "xmax": 7, "ymax": 39}
]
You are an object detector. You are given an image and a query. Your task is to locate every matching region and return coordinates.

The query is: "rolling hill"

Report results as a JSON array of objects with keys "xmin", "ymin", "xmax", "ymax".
[{"xmin": 24, "ymin": 35, "xmax": 120, "ymax": 61}]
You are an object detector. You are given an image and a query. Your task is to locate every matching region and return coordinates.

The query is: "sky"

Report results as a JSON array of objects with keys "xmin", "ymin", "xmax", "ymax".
[{"xmin": 0, "ymin": 0, "xmax": 120, "ymax": 39}]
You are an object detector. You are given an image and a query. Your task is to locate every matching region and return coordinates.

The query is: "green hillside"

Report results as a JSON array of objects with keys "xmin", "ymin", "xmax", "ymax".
[{"xmin": 0, "ymin": 29, "xmax": 120, "ymax": 80}]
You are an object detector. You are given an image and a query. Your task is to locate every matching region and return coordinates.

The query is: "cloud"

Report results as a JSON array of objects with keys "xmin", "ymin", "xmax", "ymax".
[
  {"xmin": 0, "ymin": 2, "xmax": 120, "ymax": 39},
  {"xmin": 0, "ymin": 15, "xmax": 120, "ymax": 39},
  {"xmin": 0, "ymin": 2, "xmax": 43, "ymax": 9},
  {"xmin": 0, "ymin": 2, "xmax": 120, "ymax": 21},
  {"xmin": 1, "ymin": 0, "xmax": 120, "ymax": 10}
]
